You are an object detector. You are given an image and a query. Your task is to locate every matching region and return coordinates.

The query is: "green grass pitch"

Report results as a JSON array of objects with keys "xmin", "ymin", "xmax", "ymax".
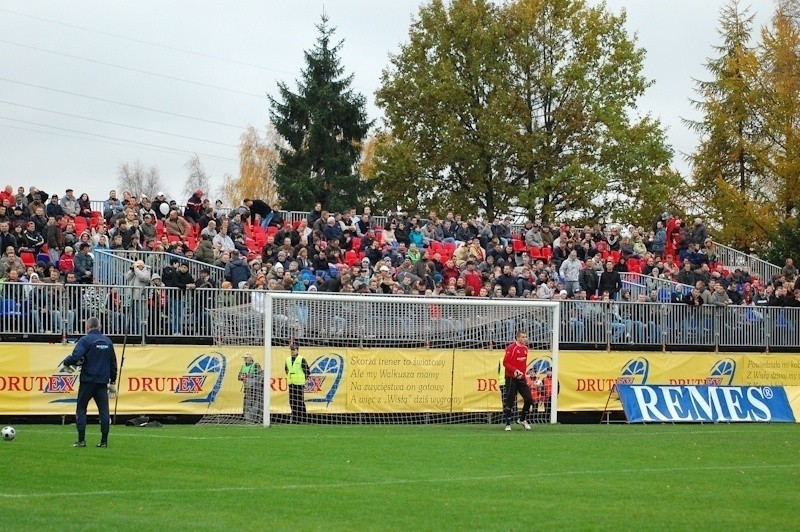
[{"xmin": 1, "ymin": 423, "xmax": 799, "ymax": 530}]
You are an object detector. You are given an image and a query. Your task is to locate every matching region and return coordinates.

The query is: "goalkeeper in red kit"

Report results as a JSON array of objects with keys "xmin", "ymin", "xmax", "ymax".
[{"xmin": 502, "ymin": 331, "xmax": 533, "ymax": 431}]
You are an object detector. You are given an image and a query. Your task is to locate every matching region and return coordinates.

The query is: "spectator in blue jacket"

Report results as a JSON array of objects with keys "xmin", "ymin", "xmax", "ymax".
[
  {"xmin": 73, "ymin": 243, "xmax": 94, "ymax": 283},
  {"xmin": 225, "ymin": 249, "xmax": 250, "ymax": 289}
]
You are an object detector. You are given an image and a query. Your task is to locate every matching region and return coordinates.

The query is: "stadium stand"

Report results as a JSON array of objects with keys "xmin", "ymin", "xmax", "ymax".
[{"xmin": 0, "ymin": 185, "xmax": 797, "ymax": 349}]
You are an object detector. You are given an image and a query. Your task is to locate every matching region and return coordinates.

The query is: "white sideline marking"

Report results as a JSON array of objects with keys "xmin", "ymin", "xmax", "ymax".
[
  {"xmin": 18, "ymin": 426, "xmax": 781, "ymax": 441},
  {"xmin": 8, "ymin": 429, "xmax": 261, "ymax": 440},
  {"xmin": 1, "ymin": 464, "xmax": 798, "ymax": 499},
  {"xmin": 16, "ymin": 429, "xmax": 348, "ymax": 441}
]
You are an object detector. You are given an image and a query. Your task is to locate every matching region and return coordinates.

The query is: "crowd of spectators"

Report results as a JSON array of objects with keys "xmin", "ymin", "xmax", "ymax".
[{"xmin": 0, "ymin": 184, "xmax": 799, "ymax": 337}]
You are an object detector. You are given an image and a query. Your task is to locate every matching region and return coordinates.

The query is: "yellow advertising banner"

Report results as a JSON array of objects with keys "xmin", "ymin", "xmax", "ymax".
[
  {"xmin": 786, "ymin": 387, "xmax": 800, "ymax": 421},
  {"xmin": 1, "ymin": 344, "xmax": 800, "ymax": 415},
  {"xmin": 0, "ymin": 344, "xmax": 287, "ymax": 415},
  {"xmin": 558, "ymin": 352, "xmax": 800, "ymax": 411},
  {"xmin": 342, "ymin": 349, "xmax": 456, "ymax": 413}
]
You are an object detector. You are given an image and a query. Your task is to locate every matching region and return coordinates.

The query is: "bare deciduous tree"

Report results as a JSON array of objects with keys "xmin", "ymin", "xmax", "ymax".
[
  {"xmin": 182, "ymin": 154, "xmax": 211, "ymax": 202},
  {"xmin": 117, "ymin": 160, "xmax": 165, "ymax": 201}
]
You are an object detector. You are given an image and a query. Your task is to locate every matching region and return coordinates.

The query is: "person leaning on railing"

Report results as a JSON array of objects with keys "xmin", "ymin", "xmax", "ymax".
[{"xmin": 708, "ymin": 284, "xmax": 731, "ymax": 307}]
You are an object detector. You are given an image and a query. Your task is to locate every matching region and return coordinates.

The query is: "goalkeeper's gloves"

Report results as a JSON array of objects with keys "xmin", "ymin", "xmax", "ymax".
[
  {"xmin": 58, "ymin": 364, "xmax": 77, "ymax": 374},
  {"xmin": 108, "ymin": 384, "xmax": 118, "ymax": 398},
  {"xmin": 513, "ymin": 369, "xmax": 523, "ymax": 379},
  {"xmin": 58, "ymin": 357, "xmax": 84, "ymax": 373}
]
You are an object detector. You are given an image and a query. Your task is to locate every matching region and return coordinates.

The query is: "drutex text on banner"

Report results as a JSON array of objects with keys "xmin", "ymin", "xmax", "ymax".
[{"xmin": 617, "ymin": 385, "xmax": 796, "ymax": 423}]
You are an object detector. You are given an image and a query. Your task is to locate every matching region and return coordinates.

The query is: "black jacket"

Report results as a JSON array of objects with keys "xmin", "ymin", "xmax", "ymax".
[
  {"xmin": 598, "ymin": 270, "xmax": 621, "ymax": 296},
  {"xmin": 579, "ymin": 268, "xmax": 598, "ymax": 296},
  {"xmin": 248, "ymin": 200, "xmax": 271, "ymax": 225},
  {"xmin": 172, "ymin": 270, "xmax": 196, "ymax": 290}
]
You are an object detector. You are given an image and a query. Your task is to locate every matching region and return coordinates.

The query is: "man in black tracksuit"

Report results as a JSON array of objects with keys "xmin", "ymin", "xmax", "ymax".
[
  {"xmin": 243, "ymin": 198, "xmax": 272, "ymax": 228},
  {"xmin": 165, "ymin": 262, "xmax": 196, "ymax": 335},
  {"xmin": 60, "ymin": 317, "xmax": 118, "ymax": 448}
]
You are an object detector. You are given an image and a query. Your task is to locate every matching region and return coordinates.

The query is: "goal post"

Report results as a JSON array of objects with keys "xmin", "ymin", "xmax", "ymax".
[
  {"xmin": 262, "ymin": 296, "xmax": 271, "ymax": 427},
  {"xmin": 203, "ymin": 292, "xmax": 559, "ymax": 426}
]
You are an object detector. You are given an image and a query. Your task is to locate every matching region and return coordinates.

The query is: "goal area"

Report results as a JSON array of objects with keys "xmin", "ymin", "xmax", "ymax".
[{"xmin": 201, "ymin": 293, "xmax": 559, "ymax": 426}]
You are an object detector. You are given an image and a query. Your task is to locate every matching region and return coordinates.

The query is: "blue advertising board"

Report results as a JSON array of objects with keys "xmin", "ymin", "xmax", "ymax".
[{"xmin": 617, "ymin": 385, "xmax": 796, "ymax": 423}]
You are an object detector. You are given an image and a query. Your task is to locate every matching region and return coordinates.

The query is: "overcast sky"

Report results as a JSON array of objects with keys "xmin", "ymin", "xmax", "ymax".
[{"xmin": 0, "ymin": 0, "xmax": 775, "ymax": 206}]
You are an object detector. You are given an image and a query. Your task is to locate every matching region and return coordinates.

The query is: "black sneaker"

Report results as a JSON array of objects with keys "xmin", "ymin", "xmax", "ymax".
[
  {"xmin": 72, "ymin": 441, "xmax": 86, "ymax": 447},
  {"xmin": 96, "ymin": 442, "xmax": 107, "ymax": 448}
]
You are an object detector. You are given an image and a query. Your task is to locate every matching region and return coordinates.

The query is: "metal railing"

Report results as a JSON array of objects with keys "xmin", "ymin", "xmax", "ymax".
[
  {"xmin": 283, "ymin": 210, "xmax": 390, "ymax": 230},
  {"xmin": 557, "ymin": 300, "xmax": 800, "ymax": 350},
  {"xmin": 619, "ymin": 272, "xmax": 693, "ymax": 301},
  {"xmin": 712, "ymin": 241, "xmax": 781, "ymax": 283},
  {"xmin": 94, "ymin": 249, "xmax": 226, "ymax": 286},
  {"xmin": 0, "ymin": 282, "xmax": 227, "ymax": 344},
  {"xmin": 86, "ymin": 202, "xmax": 390, "ymax": 231},
  {"xmin": 1, "ymin": 280, "xmax": 799, "ymax": 351}
]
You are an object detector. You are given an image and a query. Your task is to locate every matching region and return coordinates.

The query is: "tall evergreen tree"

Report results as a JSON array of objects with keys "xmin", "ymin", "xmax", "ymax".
[
  {"xmin": 684, "ymin": 2, "xmax": 767, "ymax": 247},
  {"xmin": 747, "ymin": 6, "xmax": 800, "ymax": 257},
  {"xmin": 269, "ymin": 15, "xmax": 372, "ymax": 213},
  {"xmin": 756, "ymin": 9, "xmax": 800, "ymax": 222}
]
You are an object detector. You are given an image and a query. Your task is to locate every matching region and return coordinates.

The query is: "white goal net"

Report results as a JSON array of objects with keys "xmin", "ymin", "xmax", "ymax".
[{"xmin": 200, "ymin": 292, "xmax": 559, "ymax": 426}]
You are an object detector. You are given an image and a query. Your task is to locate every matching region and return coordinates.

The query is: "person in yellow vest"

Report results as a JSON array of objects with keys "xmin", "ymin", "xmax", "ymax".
[
  {"xmin": 285, "ymin": 344, "xmax": 309, "ymax": 423},
  {"xmin": 238, "ymin": 353, "xmax": 263, "ymax": 422}
]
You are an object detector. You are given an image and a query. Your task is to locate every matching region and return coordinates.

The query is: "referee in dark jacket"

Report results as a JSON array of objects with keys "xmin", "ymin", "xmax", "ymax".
[{"xmin": 60, "ymin": 317, "xmax": 118, "ymax": 448}]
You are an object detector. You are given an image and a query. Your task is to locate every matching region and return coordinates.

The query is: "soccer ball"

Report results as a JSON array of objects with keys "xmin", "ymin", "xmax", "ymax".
[{"xmin": 2, "ymin": 426, "xmax": 15, "ymax": 441}]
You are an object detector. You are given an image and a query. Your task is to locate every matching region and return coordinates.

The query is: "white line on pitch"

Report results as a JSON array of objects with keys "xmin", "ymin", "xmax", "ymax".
[
  {"xmin": 16, "ymin": 426, "xmax": 784, "ymax": 441},
  {"xmin": 13, "ymin": 429, "xmax": 359, "ymax": 440},
  {"xmin": 1, "ymin": 463, "xmax": 798, "ymax": 499}
]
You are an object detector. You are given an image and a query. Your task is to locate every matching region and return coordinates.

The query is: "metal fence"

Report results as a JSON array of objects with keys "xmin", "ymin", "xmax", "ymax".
[
  {"xmin": 619, "ymin": 272, "xmax": 693, "ymax": 301},
  {"xmin": 94, "ymin": 250, "xmax": 226, "ymax": 286},
  {"xmin": 1, "ymin": 281, "xmax": 799, "ymax": 350},
  {"xmin": 712, "ymin": 241, "xmax": 781, "ymax": 284},
  {"xmin": 558, "ymin": 300, "xmax": 800, "ymax": 350},
  {"xmin": 0, "ymin": 282, "xmax": 225, "ymax": 343},
  {"xmin": 283, "ymin": 210, "xmax": 390, "ymax": 230}
]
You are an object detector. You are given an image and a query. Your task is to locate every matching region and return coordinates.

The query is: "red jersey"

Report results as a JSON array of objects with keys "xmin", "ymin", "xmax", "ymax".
[
  {"xmin": 503, "ymin": 341, "xmax": 528, "ymax": 378},
  {"xmin": 0, "ymin": 191, "xmax": 14, "ymax": 207},
  {"xmin": 58, "ymin": 254, "xmax": 75, "ymax": 273},
  {"xmin": 463, "ymin": 271, "xmax": 483, "ymax": 294}
]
